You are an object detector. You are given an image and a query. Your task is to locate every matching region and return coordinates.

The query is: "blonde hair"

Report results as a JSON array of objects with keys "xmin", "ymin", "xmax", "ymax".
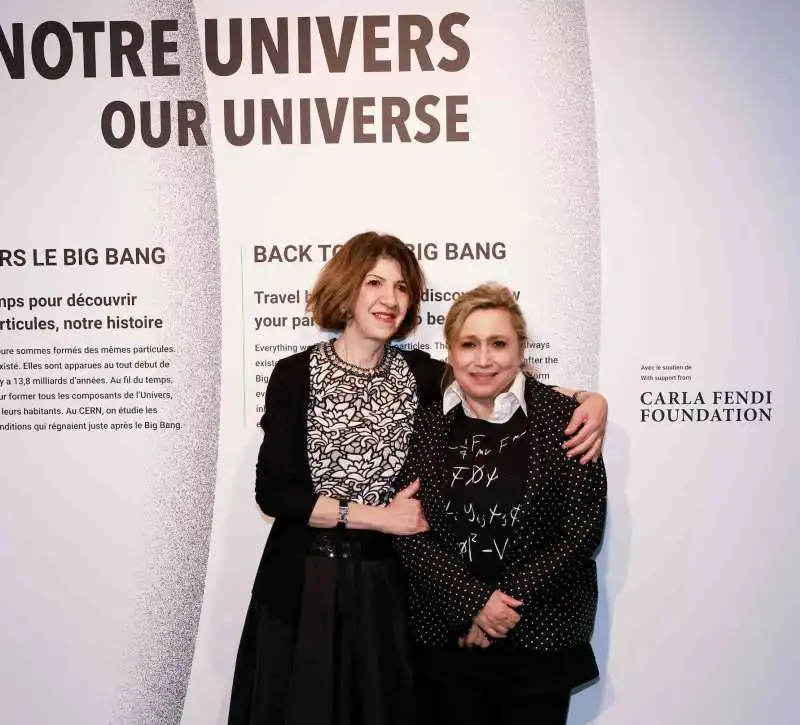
[{"xmin": 442, "ymin": 283, "xmax": 528, "ymax": 387}]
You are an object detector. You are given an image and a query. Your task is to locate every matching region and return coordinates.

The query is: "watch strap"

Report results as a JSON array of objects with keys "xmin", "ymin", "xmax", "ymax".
[{"xmin": 337, "ymin": 498, "xmax": 349, "ymax": 528}]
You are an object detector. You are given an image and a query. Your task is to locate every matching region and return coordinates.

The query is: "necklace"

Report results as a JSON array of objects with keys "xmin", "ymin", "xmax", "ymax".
[{"xmin": 332, "ymin": 338, "xmax": 386, "ymax": 371}]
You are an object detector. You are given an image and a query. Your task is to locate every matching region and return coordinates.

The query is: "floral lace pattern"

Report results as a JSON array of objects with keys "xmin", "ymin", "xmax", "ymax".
[{"xmin": 307, "ymin": 341, "xmax": 418, "ymax": 505}]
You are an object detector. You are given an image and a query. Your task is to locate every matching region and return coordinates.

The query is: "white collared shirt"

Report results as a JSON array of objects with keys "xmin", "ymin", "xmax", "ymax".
[{"xmin": 442, "ymin": 371, "xmax": 528, "ymax": 424}]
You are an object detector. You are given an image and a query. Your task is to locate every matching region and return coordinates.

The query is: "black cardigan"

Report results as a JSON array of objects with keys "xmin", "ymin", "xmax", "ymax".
[
  {"xmin": 394, "ymin": 377, "xmax": 607, "ymax": 650},
  {"xmin": 251, "ymin": 344, "xmax": 443, "ymax": 622}
]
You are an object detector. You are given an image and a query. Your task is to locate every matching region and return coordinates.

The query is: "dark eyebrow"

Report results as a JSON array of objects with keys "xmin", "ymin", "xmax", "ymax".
[
  {"xmin": 366, "ymin": 274, "xmax": 407, "ymax": 285},
  {"xmin": 458, "ymin": 334, "xmax": 511, "ymax": 342}
]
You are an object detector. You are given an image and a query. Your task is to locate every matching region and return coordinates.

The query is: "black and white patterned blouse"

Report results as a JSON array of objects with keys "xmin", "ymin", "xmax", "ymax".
[{"xmin": 306, "ymin": 340, "xmax": 418, "ymax": 505}]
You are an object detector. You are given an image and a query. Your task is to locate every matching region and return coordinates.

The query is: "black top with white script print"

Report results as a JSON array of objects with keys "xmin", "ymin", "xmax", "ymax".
[{"xmin": 446, "ymin": 408, "xmax": 528, "ymax": 586}]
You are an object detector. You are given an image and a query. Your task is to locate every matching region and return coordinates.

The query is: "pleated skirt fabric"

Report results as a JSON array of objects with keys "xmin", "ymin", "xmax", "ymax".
[{"xmin": 229, "ymin": 543, "xmax": 419, "ymax": 725}]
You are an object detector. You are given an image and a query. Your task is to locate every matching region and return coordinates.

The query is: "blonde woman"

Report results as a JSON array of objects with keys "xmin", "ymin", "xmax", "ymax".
[{"xmin": 395, "ymin": 283, "xmax": 607, "ymax": 725}]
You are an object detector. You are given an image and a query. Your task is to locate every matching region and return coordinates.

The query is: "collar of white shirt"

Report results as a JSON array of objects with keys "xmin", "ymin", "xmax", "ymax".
[{"xmin": 442, "ymin": 371, "xmax": 528, "ymax": 423}]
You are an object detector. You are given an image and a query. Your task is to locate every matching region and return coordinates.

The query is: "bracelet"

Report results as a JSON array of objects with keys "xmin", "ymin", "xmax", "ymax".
[
  {"xmin": 337, "ymin": 498, "xmax": 349, "ymax": 528},
  {"xmin": 571, "ymin": 389, "xmax": 586, "ymax": 403}
]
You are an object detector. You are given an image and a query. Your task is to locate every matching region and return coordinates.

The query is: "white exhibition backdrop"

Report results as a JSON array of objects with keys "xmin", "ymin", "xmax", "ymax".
[{"xmin": 0, "ymin": 2, "xmax": 797, "ymax": 723}]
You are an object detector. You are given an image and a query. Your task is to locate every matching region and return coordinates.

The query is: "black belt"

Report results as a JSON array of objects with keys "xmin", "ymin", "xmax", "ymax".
[{"xmin": 308, "ymin": 529, "xmax": 396, "ymax": 560}]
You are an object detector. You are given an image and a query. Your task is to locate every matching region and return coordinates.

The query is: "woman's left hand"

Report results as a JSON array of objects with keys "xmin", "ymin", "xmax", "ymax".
[{"xmin": 563, "ymin": 393, "xmax": 608, "ymax": 464}]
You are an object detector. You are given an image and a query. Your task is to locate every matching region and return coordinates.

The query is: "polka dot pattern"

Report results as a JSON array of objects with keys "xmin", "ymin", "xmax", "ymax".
[{"xmin": 394, "ymin": 378, "xmax": 607, "ymax": 651}]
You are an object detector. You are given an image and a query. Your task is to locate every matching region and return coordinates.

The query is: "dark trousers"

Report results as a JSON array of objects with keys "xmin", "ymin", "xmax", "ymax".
[{"xmin": 421, "ymin": 672, "xmax": 571, "ymax": 725}]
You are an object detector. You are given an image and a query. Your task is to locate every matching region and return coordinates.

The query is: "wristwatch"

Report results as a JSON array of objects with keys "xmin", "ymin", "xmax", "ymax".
[{"xmin": 337, "ymin": 498, "xmax": 349, "ymax": 528}]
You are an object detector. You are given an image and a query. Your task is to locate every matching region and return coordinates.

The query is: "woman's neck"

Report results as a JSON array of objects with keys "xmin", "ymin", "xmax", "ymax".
[
  {"xmin": 463, "ymin": 395, "xmax": 495, "ymax": 420},
  {"xmin": 460, "ymin": 373, "xmax": 519, "ymax": 421},
  {"xmin": 334, "ymin": 329, "xmax": 385, "ymax": 369}
]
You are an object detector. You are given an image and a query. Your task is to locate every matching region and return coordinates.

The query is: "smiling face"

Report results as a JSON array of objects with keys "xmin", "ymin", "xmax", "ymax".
[
  {"xmin": 346, "ymin": 256, "xmax": 410, "ymax": 344},
  {"xmin": 449, "ymin": 307, "xmax": 524, "ymax": 411}
]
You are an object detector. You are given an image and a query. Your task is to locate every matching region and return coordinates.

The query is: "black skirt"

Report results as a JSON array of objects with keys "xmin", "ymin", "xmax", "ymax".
[{"xmin": 228, "ymin": 529, "xmax": 419, "ymax": 725}]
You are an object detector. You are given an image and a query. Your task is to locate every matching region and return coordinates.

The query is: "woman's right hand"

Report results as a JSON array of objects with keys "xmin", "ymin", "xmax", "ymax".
[
  {"xmin": 459, "ymin": 621, "xmax": 492, "ymax": 649},
  {"xmin": 380, "ymin": 480, "xmax": 429, "ymax": 535}
]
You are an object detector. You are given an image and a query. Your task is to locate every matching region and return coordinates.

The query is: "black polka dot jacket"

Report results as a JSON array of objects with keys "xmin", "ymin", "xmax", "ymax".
[{"xmin": 394, "ymin": 377, "xmax": 607, "ymax": 650}]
